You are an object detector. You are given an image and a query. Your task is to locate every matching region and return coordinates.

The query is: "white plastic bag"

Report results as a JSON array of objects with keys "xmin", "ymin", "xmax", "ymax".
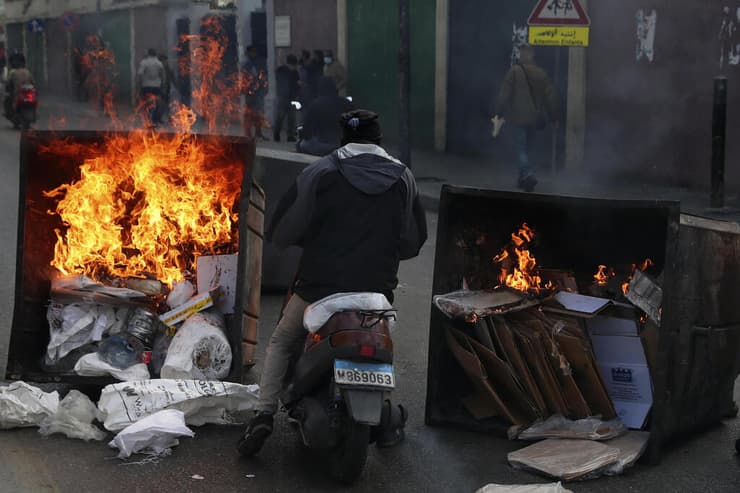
[
  {"xmin": 167, "ymin": 280, "xmax": 195, "ymax": 309},
  {"xmin": 46, "ymin": 303, "xmax": 129, "ymax": 363},
  {"xmin": 160, "ymin": 313, "xmax": 232, "ymax": 381},
  {"xmin": 0, "ymin": 382, "xmax": 59, "ymax": 429},
  {"xmin": 97, "ymin": 379, "xmax": 260, "ymax": 431},
  {"xmin": 303, "ymin": 292, "xmax": 394, "ymax": 333},
  {"xmin": 109, "ymin": 409, "xmax": 194, "ymax": 458},
  {"xmin": 74, "ymin": 352, "xmax": 151, "ymax": 381},
  {"xmin": 476, "ymin": 483, "xmax": 573, "ymax": 493},
  {"xmin": 38, "ymin": 390, "xmax": 107, "ymax": 441}
]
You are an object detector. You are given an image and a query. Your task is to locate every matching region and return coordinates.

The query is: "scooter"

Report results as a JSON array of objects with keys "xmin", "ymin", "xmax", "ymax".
[
  {"xmin": 281, "ymin": 293, "xmax": 406, "ymax": 484},
  {"xmin": 6, "ymin": 83, "xmax": 38, "ymax": 130}
]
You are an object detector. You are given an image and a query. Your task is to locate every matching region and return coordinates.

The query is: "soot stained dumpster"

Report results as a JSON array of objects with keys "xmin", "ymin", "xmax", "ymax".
[
  {"xmin": 7, "ymin": 130, "xmax": 263, "ymax": 385},
  {"xmin": 425, "ymin": 185, "xmax": 740, "ymax": 462}
]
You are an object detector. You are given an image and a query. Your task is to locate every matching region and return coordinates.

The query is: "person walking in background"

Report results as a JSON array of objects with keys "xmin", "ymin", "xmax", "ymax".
[
  {"xmin": 137, "ymin": 48, "xmax": 165, "ymax": 125},
  {"xmin": 296, "ymin": 76, "xmax": 354, "ymax": 156},
  {"xmin": 274, "ymin": 54, "xmax": 300, "ymax": 142},
  {"xmin": 323, "ymin": 50, "xmax": 346, "ymax": 97},
  {"xmin": 493, "ymin": 44, "xmax": 559, "ymax": 192},
  {"xmin": 243, "ymin": 45, "xmax": 269, "ymax": 140}
]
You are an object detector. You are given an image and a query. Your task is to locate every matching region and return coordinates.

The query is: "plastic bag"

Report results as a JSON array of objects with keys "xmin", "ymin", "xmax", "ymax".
[
  {"xmin": 109, "ymin": 409, "xmax": 194, "ymax": 458},
  {"xmin": 167, "ymin": 280, "xmax": 195, "ymax": 309},
  {"xmin": 97, "ymin": 379, "xmax": 260, "ymax": 431},
  {"xmin": 476, "ymin": 483, "xmax": 573, "ymax": 493},
  {"xmin": 46, "ymin": 302, "xmax": 129, "ymax": 363},
  {"xmin": 303, "ymin": 292, "xmax": 394, "ymax": 333},
  {"xmin": 38, "ymin": 390, "xmax": 107, "ymax": 441},
  {"xmin": 0, "ymin": 382, "xmax": 59, "ymax": 429},
  {"xmin": 150, "ymin": 330, "xmax": 174, "ymax": 377},
  {"xmin": 74, "ymin": 352, "xmax": 151, "ymax": 381},
  {"xmin": 517, "ymin": 415, "xmax": 627, "ymax": 441},
  {"xmin": 160, "ymin": 313, "xmax": 231, "ymax": 381}
]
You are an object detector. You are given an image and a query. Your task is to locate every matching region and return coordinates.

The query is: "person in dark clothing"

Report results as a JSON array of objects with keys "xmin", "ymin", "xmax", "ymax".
[
  {"xmin": 297, "ymin": 76, "xmax": 353, "ymax": 156},
  {"xmin": 243, "ymin": 45, "xmax": 269, "ymax": 139},
  {"xmin": 237, "ymin": 109, "xmax": 428, "ymax": 457},
  {"xmin": 273, "ymin": 54, "xmax": 300, "ymax": 142},
  {"xmin": 298, "ymin": 50, "xmax": 316, "ymax": 104}
]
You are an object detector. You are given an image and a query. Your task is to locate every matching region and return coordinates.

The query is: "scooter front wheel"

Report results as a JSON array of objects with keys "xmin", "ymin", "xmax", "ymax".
[{"xmin": 328, "ymin": 419, "xmax": 370, "ymax": 484}]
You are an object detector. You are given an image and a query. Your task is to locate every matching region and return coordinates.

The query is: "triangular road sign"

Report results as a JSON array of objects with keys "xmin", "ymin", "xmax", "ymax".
[{"xmin": 528, "ymin": 0, "xmax": 591, "ymax": 26}]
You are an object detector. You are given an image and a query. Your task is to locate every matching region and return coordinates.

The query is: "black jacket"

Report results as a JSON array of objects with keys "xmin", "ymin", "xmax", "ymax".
[
  {"xmin": 267, "ymin": 144, "xmax": 428, "ymax": 303},
  {"xmin": 275, "ymin": 64, "xmax": 299, "ymax": 100},
  {"xmin": 302, "ymin": 78, "xmax": 353, "ymax": 145}
]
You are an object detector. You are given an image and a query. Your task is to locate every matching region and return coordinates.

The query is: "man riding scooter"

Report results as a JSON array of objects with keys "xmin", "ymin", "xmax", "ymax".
[
  {"xmin": 4, "ymin": 52, "xmax": 35, "ymax": 123},
  {"xmin": 238, "ymin": 109, "xmax": 428, "ymax": 457}
]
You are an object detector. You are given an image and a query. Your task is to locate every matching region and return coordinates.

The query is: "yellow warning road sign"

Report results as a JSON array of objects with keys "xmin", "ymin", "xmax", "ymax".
[{"xmin": 528, "ymin": 25, "xmax": 589, "ymax": 47}]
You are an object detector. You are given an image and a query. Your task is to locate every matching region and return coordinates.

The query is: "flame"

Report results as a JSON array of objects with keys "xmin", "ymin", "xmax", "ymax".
[
  {"xmin": 621, "ymin": 258, "xmax": 654, "ymax": 295},
  {"xmin": 43, "ymin": 118, "xmax": 243, "ymax": 288},
  {"xmin": 79, "ymin": 35, "xmax": 117, "ymax": 118},
  {"xmin": 177, "ymin": 17, "xmax": 268, "ymax": 134},
  {"xmin": 493, "ymin": 223, "xmax": 553, "ymax": 294},
  {"xmin": 593, "ymin": 264, "xmax": 616, "ymax": 286},
  {"xmin": 41, "ymin": 19, "xmax": 253, "ymax": 289}
]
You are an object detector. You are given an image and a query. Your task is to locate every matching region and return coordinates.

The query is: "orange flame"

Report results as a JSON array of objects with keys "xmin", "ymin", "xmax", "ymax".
[
  {"xmin": 177, "ymin": 17, "xmax": 268, "ymax": 134},
  {"xmin": 493, "ymin": 223, "xmax": 553, "ymax": 294},
  {"xmin": 79, "ymin": 35, "xmax": 117, "ymax": 118},
  {"xmin": 593, "ymin": 264, "xmax": 615, "ymax": 286},
  {"xmin": 43, "ymin": 126, "xmax": 243, "ymax": 288},
  {"xmin": 621, "ymin": 258, "xmax": 654, "ymax": 295}
]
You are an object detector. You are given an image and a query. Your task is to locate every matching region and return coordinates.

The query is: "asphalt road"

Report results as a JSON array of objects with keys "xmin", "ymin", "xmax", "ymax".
[{"xmin": 0, "ymin": 108, "xmax": 739, "ymax": 492}]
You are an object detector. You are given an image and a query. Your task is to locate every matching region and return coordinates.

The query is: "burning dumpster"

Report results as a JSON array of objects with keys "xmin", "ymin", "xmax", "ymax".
[
  {"xmin": 426, "ymin": 185, "xmax": 740, "ymax": 464},
  {"xmin": 7, "ymin": 129, "xmax": 263, "ymax": 385}
]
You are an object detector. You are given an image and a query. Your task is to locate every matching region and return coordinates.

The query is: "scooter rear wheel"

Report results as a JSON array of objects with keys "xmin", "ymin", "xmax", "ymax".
[{"xmin": 328, "ymin": 419, "xmax": 370, "ymax": 484}]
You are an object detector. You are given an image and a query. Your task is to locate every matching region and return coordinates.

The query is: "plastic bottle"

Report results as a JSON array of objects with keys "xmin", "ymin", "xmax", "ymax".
[{"xmin": 97, "ymin": 333, "xmax": 145, "ymax": 369}]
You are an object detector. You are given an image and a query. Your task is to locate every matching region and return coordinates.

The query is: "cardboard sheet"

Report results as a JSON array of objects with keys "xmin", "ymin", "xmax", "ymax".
[
  {"xmin": 544, "ymin": 292, "xmax": 612, "ymax": 318},
  {"xmin": 508, "ymin": 439, "xmax": 620, "ymax": 481},
  {"xmin": 445, "ymin": 327, "xmax": 529, "ymax": 425},
  {"xmin": 588, "ymin": 318, "xmax": 653, "ymax": 429}
]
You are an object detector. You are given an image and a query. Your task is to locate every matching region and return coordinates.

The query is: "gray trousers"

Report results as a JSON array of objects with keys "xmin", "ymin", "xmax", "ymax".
[{"xmin": 255, "ymin": 295, "xmax": 311, "ymax": 413}]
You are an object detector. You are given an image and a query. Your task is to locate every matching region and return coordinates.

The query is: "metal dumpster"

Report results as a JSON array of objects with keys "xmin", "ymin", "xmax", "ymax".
[
  {"xmin": 6, "ymin": 130, "xmax": 263, "ymax": 384},
  {"xmin": 425, "ymin": 185, "xmax": 740, "ymax": 462}
]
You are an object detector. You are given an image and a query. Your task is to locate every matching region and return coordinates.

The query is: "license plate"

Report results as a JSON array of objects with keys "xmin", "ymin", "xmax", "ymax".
[{"xmin": 334, "ymin": 359, "xmax": 394, "ymax": 389}]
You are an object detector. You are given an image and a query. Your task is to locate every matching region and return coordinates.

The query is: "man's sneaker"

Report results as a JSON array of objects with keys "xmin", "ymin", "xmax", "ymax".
[{"xmin": 237, "ymin": 412, "xmax": 274, "ymax": 457}]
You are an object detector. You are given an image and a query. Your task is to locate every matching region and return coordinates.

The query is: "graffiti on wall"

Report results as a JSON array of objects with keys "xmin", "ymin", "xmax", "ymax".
[
  {"xmin": 719, "ymin": 6, "xmax": 740, "ymax": 68},
  {"xmin": 636, "ymin": 9, "xmax": 657, "ymax": 62},
  {"xmin": 511, "ymin": 23, "xmax": 528, "ymax": 66}
]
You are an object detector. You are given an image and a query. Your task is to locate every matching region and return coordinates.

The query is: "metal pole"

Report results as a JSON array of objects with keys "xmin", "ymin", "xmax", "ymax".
[
  {"xmin": 399, "ymin": 0, "xmax": 411, "ymax": 168},
  {"xmin": 551, "ymin": 47, "xmax": 561, "ymax": 174},
  {"xmin": 711, "ymin": 76, "xmax": 727, "ymax": 208}
]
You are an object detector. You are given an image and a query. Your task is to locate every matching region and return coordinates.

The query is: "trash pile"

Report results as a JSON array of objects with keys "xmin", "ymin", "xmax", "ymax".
[
  {"xmin": 434, "ymin": 224, "xmax": 664, "ymax": 481},
  {"xmin": 0, "ymin": 379, "xmax": 259, "ymax": 461},
  {"xmin": 44, "ymin": 253, "xmax": 239, "ymax": 382}
]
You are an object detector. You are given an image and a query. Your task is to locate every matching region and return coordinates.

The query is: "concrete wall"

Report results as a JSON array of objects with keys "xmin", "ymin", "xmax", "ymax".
[
  {"xmin": 4, "ymin": 0, "xmax": 160, "ymax": 21},
  {"xmin": 273, "ymin": 0, "xmax": 336, "ymax": 61}
]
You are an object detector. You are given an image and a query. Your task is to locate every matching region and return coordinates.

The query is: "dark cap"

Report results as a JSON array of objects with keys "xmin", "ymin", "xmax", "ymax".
[{"xmin": 340, "ymin": 110, "xmax": 383, "ymax": 144}]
